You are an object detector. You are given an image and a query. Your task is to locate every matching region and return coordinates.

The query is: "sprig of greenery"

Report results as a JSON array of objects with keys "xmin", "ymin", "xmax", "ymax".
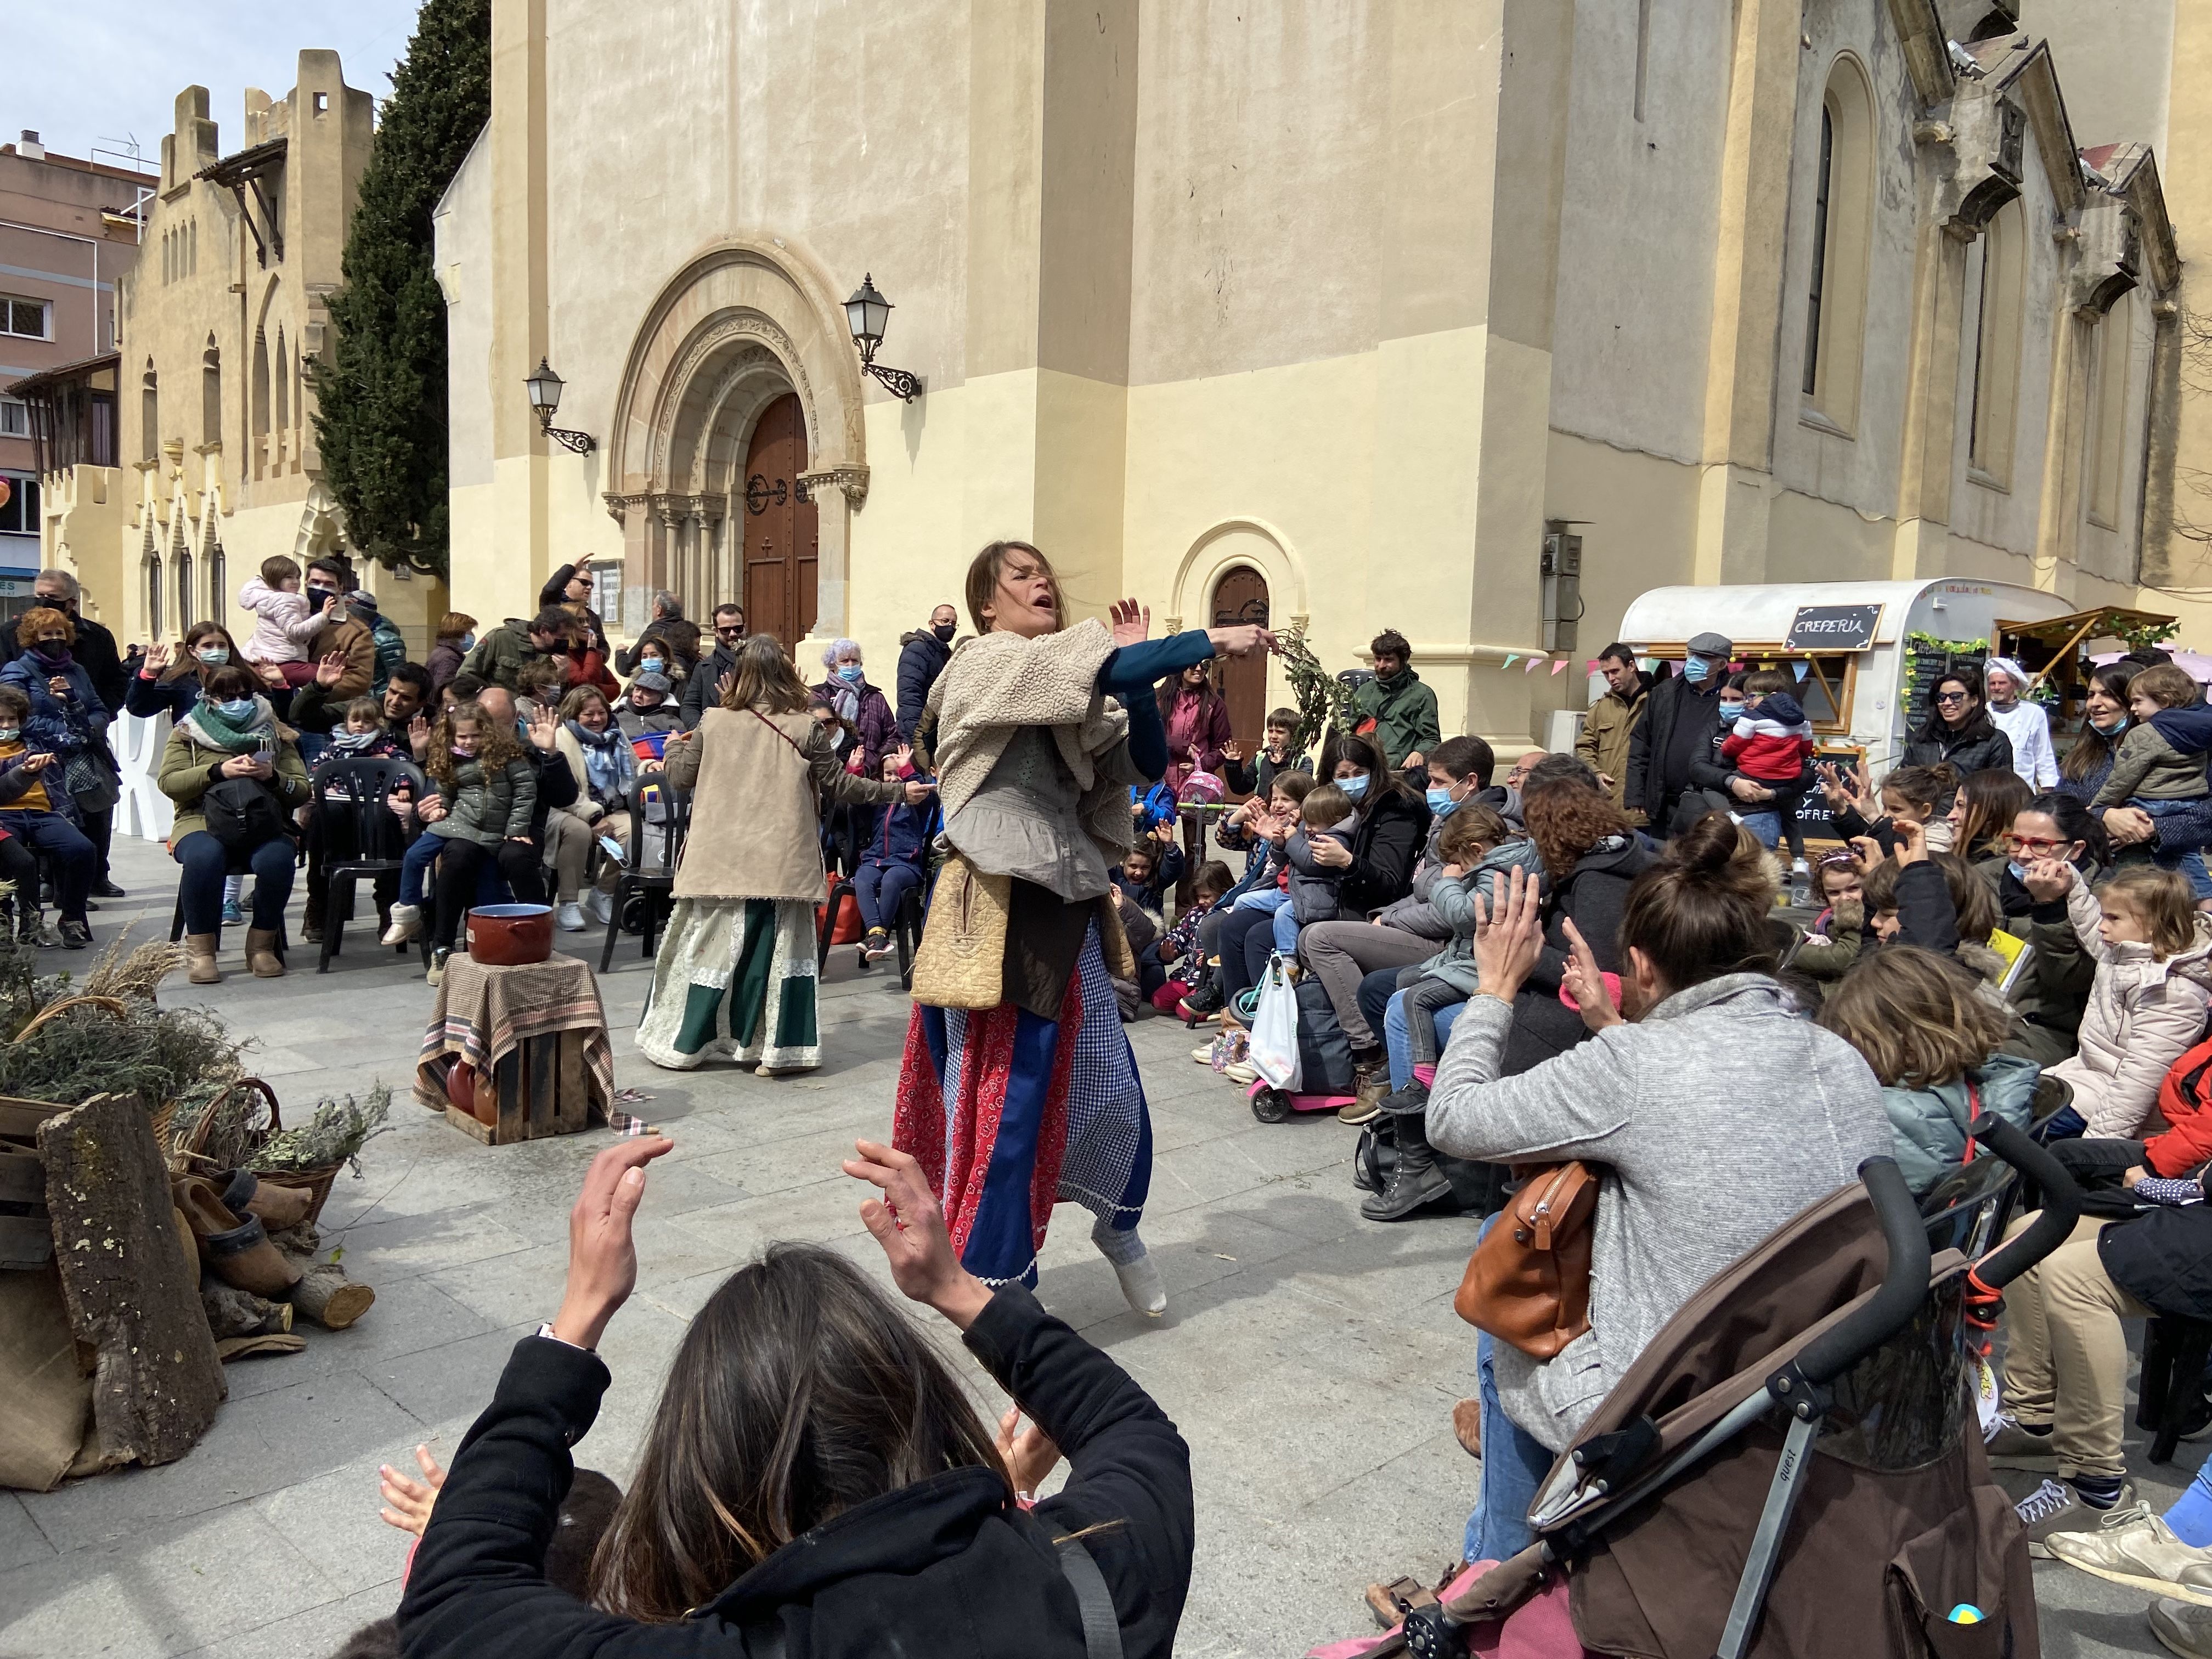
[{"xmin": 246, "ymin": 1084, "xmax": 393, "ymax": 1177}]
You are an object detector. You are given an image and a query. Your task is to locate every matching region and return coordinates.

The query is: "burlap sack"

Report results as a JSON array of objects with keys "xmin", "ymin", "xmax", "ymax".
[{"xmin": 910, "ymin": 852, "xmax": 1012, "ymax": 1009}]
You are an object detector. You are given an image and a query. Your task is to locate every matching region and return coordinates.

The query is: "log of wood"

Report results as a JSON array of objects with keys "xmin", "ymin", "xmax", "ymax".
[
  {"xmin": 36, "ymin": 1093, "xmax": 225, "ymax": 1469},
  {"xmin": 288, "ymin": 1265, "xmax": 374, "ymax": 1330},
  {"xmin": 200, "ymin": 1279, "xmax": 293, "ymax": 1339},
  {"xmin": 268, "ymin": 1221, "xmax": 322, "ymax": 1265}
]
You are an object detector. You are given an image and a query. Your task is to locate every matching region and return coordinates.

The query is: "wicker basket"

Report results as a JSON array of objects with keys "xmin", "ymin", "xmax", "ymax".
[{"xmin": 176, "ymin": 1077, "xmax": 338, "ymax": 1227}]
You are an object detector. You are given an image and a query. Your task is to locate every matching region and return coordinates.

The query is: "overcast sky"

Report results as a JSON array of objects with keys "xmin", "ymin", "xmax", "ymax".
[{"xmin": 10, "ymin": 1, "xmax": 423, "ymax": 175}]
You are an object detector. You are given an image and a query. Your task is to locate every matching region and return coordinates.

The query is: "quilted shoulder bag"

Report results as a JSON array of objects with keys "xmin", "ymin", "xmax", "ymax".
[{"xmin": 1453, "ymin": 1161, "xmax": 1600, "ymax": 1358}]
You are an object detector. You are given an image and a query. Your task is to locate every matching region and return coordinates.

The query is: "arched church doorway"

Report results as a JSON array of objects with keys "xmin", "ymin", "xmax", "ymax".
[
  {"xmin": 1211, "ymin": 564, "xmax": 1269, "ymax": 754},
  {"xmin": 741, "ymin": 392, "xmax": 818, "ymax": 649}
]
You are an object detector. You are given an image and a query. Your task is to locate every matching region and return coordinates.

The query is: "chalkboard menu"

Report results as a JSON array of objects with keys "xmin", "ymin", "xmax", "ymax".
[
  {"xmin": 1903, "ymin": 647, "xmax": 1987, "ymax": 744},
  {"xmin": 1786, "ymin": 604, "xmax": 1884, "ymax": 651},
  {"xmin": 1795, "ymin": 746, "xmax": 1864, "ymax": 845}
]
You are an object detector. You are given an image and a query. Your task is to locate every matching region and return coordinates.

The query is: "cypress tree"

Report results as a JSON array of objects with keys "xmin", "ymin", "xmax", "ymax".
[{"xmin": 312, "ymin": 0, "xmax": 490, "ymax": 580}]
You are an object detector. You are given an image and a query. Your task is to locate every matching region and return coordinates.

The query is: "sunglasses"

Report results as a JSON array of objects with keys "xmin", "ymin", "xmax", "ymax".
[
  {"xmin": 715, "ymin": 624, "xmax": 746, "ymax": 637},
  {"xmin": 1934, "ymin": 691, "xmax": 1971, "ymax": 704}
]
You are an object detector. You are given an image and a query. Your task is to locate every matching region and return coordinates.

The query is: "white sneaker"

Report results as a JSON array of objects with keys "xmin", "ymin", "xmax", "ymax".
[
  {"xmin": 1110, "ymin": 1250, "xmax": 1167, "ymax": 1317},
  {"xmin": 1222, "ymin": 1060, "xmax": 1257, "ymax": 1085},
  {"xmin": 585, "ymin": 889, "xmax": 613, "ymax": 925},
  {"xmin": 556, "ymin": 902, "xmax": 586, "ymax": 932},
  {"xmin": 381, "ymin": 903, "xmax": 421, "ymax": 945},
  {"xmin": 2049, "ymin": 1509, "xmax": 2212, "ymax": 1607}
]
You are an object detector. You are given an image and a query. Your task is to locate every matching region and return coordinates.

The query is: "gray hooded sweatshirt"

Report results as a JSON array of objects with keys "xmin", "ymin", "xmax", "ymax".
[{"xmin": 1429, "ymin": 974, "xmax": 1889, "ymax": 1452}]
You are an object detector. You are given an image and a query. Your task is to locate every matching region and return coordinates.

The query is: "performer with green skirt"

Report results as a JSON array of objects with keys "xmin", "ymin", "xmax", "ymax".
[{"xmin": 637, "ymin": 635, "xmax": 929, "ymax": 1074}]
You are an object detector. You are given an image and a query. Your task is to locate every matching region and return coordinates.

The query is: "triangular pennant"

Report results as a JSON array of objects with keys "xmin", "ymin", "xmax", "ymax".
[
  {"xmin": 1500, "ymin": 654, "xmax": 1518, "ymax": 670},
  {"xmin": 1793, "ymin": 660, "xmax": 1810, "ymax": 680},
  {"xmin": 1525, "ymin": 656, "xmax": 1544, "ymax": 674},
  {"xmin": 1551, "ymin": 659, "xmax": 1570, "ymax": 675}
]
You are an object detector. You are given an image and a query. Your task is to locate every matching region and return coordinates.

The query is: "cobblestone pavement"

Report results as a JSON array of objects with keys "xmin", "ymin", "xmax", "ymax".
[{"xmin": 0, "ymin": 839, "xmax": 2175, "ymax": 1657}]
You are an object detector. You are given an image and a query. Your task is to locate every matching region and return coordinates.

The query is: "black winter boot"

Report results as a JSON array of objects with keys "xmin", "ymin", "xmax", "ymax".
[{"xmin": 1361, "ymin": 1110, "xmax": 1454, "ymax": 1221}]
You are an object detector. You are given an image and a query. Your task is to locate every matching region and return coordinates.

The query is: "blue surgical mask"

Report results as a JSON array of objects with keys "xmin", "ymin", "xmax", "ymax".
[
  {"xmin": 1340, "ymin": 774, "xmax": 1369, "ymax": 800},
  {"xmin": 2006, "ymin": 859, "xmax": 2030, "ymax": 883},
  {"xmin": 640, "ymin": 657, "xmax": 664, "ymax": 675},
  {"xmin": 1682, "ymin": 656, "xmax": 1712, "ymax": 685},
  {"xmin": 196, "ymin": 647, "xmax": 230, "ymax": 667},
  {"xmin": 0, "ymin": 728, "xmax": 21, "ymax": 744},
  {"xmin": 837, "ymin": 664, "xmax": 864, "ymax": 685},
  {"xmin": 459, "ymin": 631, "xmax": 476, "ymax": 651},
  {"xmin": 215, "ymin": 698, "xmax": 255, "ymax": 720},
  {"xmin": 1425, "ymin": 786, "xmax": 1458, "ymax": 816},
  {"xmin": 2089, "ymin": 712, "xmax": 2127, "ymax": 736},
  {"xmin": 1718, "ymin": 700, "xmax": 1745, "ymax": 721}
]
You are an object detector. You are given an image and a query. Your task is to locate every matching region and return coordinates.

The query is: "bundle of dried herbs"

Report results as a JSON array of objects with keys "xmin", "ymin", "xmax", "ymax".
[
  {"xmin": 246, "ymin": 1085, "xmax": 393, "ymax": 1177},
  {"xmin": 0, "ymin": 996, "xmax": 242, "ymax": 1111}
]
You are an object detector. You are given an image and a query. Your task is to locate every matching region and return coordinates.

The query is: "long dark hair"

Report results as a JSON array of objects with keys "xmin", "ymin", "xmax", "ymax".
[
  {"xmin": 1316, "ymin": 732, "xmax": 1413, "ymax": 805},
  {"xmin": 2059, "ymin": 663, "xmax": 2137, "ymax": 784},
  {"xmin": 722, "ymin": 633, "xmax": 810, "ymax": 715},
  {"xmin": 167, "ymin": 622, "xmax": 241, "ymax": 685},
  {"xmin": 1952, "ymin": 766, "xmax": 2033, "ymax": 861},
  {"xmin": 1617, "ymin": 811, "xmax": 1777, "ymax": 992},
  {"xmin": 590, "ymin": 1244, "xmax": 1007, "ymax": 1621},
  {"xmin": 1915, "ymin": 670, "xmax": 1997, "ymax": 746},
  {"xmin": 1155, "ymin": 658, "xmax": 1223, "ymax": 725}
]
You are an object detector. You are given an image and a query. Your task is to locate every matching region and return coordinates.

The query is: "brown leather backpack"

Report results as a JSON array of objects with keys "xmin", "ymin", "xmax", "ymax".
[{"xmin": 1454, "ymin": 1162, "xmax": 1600, "ymax": 1358}]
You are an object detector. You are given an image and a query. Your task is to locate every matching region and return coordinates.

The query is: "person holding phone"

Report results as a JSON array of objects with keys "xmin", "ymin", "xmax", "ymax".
[{"xmin": 0, "ymin": 682, "xmax": 95, "ymax": 947}]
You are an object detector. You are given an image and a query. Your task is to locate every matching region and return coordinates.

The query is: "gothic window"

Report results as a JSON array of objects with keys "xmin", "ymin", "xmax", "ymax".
[{"xmin": 1802, "ymin": 59, "xmax": 1874, "ymax": 434}]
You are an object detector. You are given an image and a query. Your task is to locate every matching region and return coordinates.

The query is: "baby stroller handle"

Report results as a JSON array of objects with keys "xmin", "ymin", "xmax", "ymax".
[
  {"xmin": 1964, "ymin": 1111, "xmax": 2083, "ymax": 1290},
  {"xmin": 1792, "ymin": 1157, "xmax": 1929, "ymax": 1388}
]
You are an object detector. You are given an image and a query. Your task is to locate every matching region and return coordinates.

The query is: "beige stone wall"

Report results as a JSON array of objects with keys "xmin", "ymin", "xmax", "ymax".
[{"xmin": 439, "ymin": 0, "xmax": 2194, "ymax": 757}]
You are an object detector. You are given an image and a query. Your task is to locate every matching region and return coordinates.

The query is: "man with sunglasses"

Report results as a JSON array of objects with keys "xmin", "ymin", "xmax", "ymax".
[{"xmin": 679, "ymin": 604, "xmax": 749, "ymax": 730}]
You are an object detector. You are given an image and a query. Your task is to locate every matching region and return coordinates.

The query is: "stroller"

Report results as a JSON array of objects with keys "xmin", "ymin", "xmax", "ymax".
[{"xmin": 1364, "ymin": 1115, "xmax": 2080, "ymax": 1658}]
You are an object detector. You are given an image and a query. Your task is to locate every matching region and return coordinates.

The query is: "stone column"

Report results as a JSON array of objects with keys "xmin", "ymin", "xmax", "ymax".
[
  {"xmin": 1889, "ymin": 218, "xmax": 1977, "ymax": 579},
  {"xmin": 799, "ymin": 464, "xmax": 867, "ymax": 658}
]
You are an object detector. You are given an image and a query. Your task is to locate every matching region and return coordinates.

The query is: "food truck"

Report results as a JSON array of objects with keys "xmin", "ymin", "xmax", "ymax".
[{"xmin": 1615, "ymin": 578, "xmax": 2178, "ymax": 841}]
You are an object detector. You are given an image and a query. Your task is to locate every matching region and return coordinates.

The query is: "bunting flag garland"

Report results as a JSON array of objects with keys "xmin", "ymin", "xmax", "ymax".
[
  {"xmin": 1792, "ymin": 660, "xmax": 1810, "ymax": 680},
  {"xmin": 1500, "ymin": 654, "xmax": 1519, "ymax": 670},
  {"xmin": 1524, "ymin": 656, "xmax": 1544, "ymax": 674},
  {"xmin": 1550, "ymin": 659, "xmax": 1570, "ymax": 674}
]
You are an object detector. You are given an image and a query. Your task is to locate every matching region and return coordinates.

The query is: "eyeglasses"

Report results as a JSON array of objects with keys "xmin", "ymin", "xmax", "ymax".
[
  {"xmin": 2004, "ymin": 833, "xmax": 2071, "ymax": 854},
  {"xmin": 715, "ymin": 622, "xmax": 746, "ymax": 636},
  {"xmin": 1934, "ymin": 691, "xmax": 1971, "ymax": 705}
]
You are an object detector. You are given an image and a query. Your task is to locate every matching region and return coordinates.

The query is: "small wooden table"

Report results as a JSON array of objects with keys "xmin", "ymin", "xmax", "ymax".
[{"xmin": 416, "ymin": 954, "xmax": 614, "ymax": 1146}]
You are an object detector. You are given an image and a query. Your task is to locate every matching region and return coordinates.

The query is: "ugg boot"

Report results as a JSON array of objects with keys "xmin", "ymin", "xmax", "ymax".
[
  {"xmin": 185, "ymin": 933, "xmax": 221, "ymax": 985},
  {"xmin": 245, "ymin": 928, "xmax": 284, "ymax": 978},
  {"xmin": 219, "ymin": 1167, "xmax": 313, "ymax": 1231}
]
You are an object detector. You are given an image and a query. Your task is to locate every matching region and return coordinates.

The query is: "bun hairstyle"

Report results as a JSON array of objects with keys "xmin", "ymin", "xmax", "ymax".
[
  {"xmin": 1881, "ymin": 764, "xmax": 1958, "ymax": 816},
  {"xmin": 1617, "ymin": 811, "xmax": 1778, "ymax": 994}
]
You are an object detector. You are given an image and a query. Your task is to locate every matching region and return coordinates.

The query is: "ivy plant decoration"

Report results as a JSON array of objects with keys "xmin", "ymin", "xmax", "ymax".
[{"xmin": 1274, "ymin": 626, "xmax": 1358, "ymax": 756}]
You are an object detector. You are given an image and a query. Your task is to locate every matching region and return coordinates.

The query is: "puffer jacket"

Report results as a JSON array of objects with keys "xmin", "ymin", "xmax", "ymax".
[
  {"xmin": 2046, "ymin": 878, "xmax": 2212, "ymax": 1138},
  {"xmin": 425, "ymin": 756, "xmax": 538, "ymax": 848},
  {"xmin": 1981, "ymin": 855, "xmax": 2100, "ymax": 1060},
  {"xmin": 1881, "ymin": 1050, "xmax": 2041, "ymax": 1195},
  {"xmin": 1417, "ymin": 834, "xmax": 1548, "ymax": 996}
]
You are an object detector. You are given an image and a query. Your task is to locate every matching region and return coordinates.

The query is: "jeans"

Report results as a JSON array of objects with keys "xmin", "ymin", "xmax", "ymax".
[
  {"xmin": 1385, "ymin": 988, "xmax": 1466, "ymax": 1090},
  {"xmin": 1232, "ymin": 887, "xmax": 1288, "ymax": 915},
  {"xmin": 854, "ymin": 860, "xmax": 922, "ymax": 934},
  {"xmin": 0, "ymin": 810, "xmax": 94, "ymax": 922},
  {"xmin": 174, "ymin": 831, "xmax": 292, "ymax": 934},
  {"xmin": 1271, "ymin": 902, "xmax": 1302, "ymax": 957},
  {"xmin": 1464, "ymin": 1213, "xmax": 1559, "ymax": 1562},
  {"xmin": 2133, "ymin": 797, "xmax": 2212, "ymax": 899},
  {"xmin": 1737, "ymin": 810, "xmax": 1780, "ymax": 850},
  {"xmin": 398, "ymin": 832, "xmax": 442, "ymax": 907}
]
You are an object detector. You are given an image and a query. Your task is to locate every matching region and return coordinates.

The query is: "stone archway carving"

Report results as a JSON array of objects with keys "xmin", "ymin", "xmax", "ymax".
[
  {"xmin": 604, "ymin": 235, "xmax": 867, "ymax": 644},
  {"xmin": 1163, "ymin": 518, "xmax": 1310, "ymax": 637}
]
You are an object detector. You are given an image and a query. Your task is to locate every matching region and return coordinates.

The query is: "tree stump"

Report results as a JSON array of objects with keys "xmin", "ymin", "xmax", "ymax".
[
  {"xmin": 37, "ymin": 1093, "xmax": 225, "ymax": 1469},
  {"xmin": 201, "ymin": 1280, "xmax": 294, "ymax": 1339}
]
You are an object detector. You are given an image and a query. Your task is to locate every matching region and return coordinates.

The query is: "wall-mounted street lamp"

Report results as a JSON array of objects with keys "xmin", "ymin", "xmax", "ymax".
[
  {"xmin": 844, "ymin": 274, "xmax": 922, "ymax": 402},
  {"xmin": 524, "ymin": 358, "xmax": 596, "ymax": 454}
]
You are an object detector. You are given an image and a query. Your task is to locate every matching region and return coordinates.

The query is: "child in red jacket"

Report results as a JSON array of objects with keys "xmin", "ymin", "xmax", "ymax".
[{"xmin": 1719, "ymin": 669, "xmax": 1814, "ymax": 860}]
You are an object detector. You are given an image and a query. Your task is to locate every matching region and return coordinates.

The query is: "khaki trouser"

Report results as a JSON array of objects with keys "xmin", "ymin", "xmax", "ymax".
[
  {"xmin": 2000, "ymin": 1212, "xmax": 2152, "ymax": 1481},
  {"xmin": 544, "ymin": 807, "xmax": 628, "ymax": 902},
  {"xmin": 1295, "ymin": 919, "xmax": 1438, "ymax": 1049}
]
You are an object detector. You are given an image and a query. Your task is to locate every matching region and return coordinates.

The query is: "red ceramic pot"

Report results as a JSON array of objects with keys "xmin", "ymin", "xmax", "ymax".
[{"xmin": 465, "ymin": 903, "xmax": 554, "ymax": 967}]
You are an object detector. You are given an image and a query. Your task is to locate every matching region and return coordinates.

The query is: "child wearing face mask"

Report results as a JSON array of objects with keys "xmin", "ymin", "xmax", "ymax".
[
  {"xmin": 382, "ymin": 701, "xmax": 539, "ymax": 980},
  {"xmin": 1281, "ymin": 781, "xmax": 1361, "ymax": 951},
  {"xmin": 0, "ymin": 683, "xmax": 93, "ymax": 947},
  {"xmin": 1718, "ymin": 668, "xmax": 1814, "ymax": 860},
  {"xmin": 237, "ymin": 555, "xmax": 323, "ymax": 687}
]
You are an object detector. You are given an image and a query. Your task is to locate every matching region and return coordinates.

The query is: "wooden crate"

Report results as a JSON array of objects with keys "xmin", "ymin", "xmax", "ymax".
[
  {"xmin": 442, "ymin": 1028, "xmax": 595, "ymax": 1146},
  {"xmin": 0, "ymin": 1097, "xmax": 67, "ymax": 1272}
]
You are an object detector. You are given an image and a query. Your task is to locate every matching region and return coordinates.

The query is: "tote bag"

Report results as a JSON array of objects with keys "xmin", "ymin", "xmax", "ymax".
[{"xmin": 1247, "ymin": 953, "xmax": 1303, "ymax": 1091}]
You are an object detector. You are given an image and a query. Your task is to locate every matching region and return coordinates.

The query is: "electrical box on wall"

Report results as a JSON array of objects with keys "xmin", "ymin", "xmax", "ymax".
[{"xmin": 1542, "ymin": 524, "xmax": 1583, "ymax": 654}]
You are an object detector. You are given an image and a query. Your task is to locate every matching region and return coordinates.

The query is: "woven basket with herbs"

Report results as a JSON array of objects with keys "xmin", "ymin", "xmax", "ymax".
[{"xmin": 239, "ymin": 1084, "xmax": 393, "ymax": 1224}]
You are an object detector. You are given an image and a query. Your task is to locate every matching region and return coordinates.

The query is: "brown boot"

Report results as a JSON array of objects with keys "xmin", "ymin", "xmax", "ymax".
[
  {"xmin": 219, "ymin": 1167, "xmax": 313, "ymax": 1231},
  {"xmin": 185, "ymin": 932, "xmax": 221, "ymax": 985},
  {"xmin": 245, "ymin": 928, "xmax": 284, "ymax": 978},
  {"xmin": 174, "ymin": 1177, "xmax": 302, "ymax": 1297}
]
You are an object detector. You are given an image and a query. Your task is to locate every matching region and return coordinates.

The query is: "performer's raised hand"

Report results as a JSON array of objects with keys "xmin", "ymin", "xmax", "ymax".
[
  {"xmin": 1108, "ymin": 599, "xmax": 1151, "ymax": 650},
  {"xmin": 1207, "ymin": 623, "xmax": 1276, "ymax": 658}
]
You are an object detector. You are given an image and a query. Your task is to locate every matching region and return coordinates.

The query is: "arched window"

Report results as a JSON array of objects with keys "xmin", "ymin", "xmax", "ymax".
[
  {"xmin": 274, "ymin": 328, "xmax": 289, "ymax": 433},
  {"xmin": 188, "ymin": 220, "xmax": 198, "ymax": 278},
  {"xmin": 1802, "ymin": 59, "xmax": 1874, "ymax": 433},
  {"xmin": 1968, "ymin": 198, "xmax": 2025, "ymax": 487},
  {"xmin": 201, "ymin": 337, "xmax": 221, "ymax": 448},
  {"xmin": 209, "ymin": 539, "xmax": 227, "ymax": 620},
  {"xmin": 176, "ymin": 545, "xmax": 195, "ymax": 630},
  {"xmin": 140, "ymin": 363, "xmax": 159, "ymax": 465},
  {"xmin": 144, "ymin": 544, "xmax": 164, "ymax": 640},
  {"xmin": 2087, "ymin": 306, "xmax": 2132, "ymax": 529}
]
